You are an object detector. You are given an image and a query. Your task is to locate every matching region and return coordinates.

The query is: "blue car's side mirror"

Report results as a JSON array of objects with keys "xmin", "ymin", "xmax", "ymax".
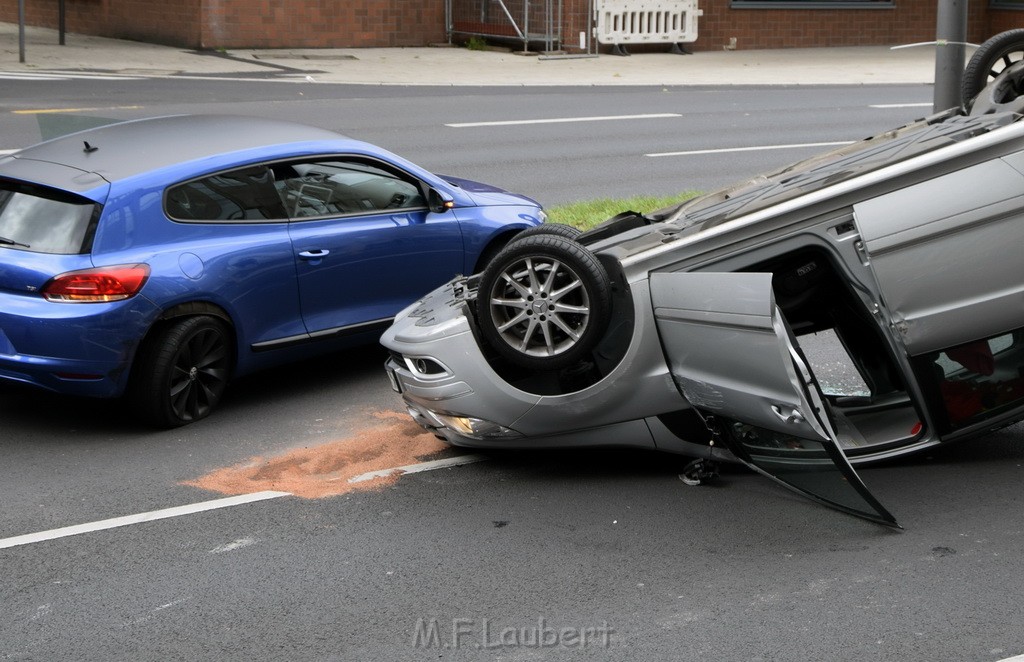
[{"xmin": 428, "ymin": 188, "xmax": 454, "ymax": 214}]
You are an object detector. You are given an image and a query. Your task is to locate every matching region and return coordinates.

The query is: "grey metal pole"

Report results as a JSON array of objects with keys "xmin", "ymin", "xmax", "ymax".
[
  {"xmin": 18, "ymin": 0, "xmax": 25, "ymax": 63},
  {"xmin": 933, "ymin": 0, "xmax": 968, "ymax": 112}
]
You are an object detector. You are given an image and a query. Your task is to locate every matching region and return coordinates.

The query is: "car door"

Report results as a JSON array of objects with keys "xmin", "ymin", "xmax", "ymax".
[
  {"xmin": 650, "ymin": 271, "xmax": 898, "ymax": 527},
  {"xmin": 854, "ymin": 153, "xmax": 1024, "ymax": 434},
  {"xmin": 280, "ymin": 157, "xmax": 464, "ymax": 337}
]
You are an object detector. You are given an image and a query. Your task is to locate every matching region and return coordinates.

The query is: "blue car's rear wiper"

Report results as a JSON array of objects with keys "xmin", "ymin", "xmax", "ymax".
[{"xmin": 0, "ymin": 236, "xmax": 30, "ymax": 248}]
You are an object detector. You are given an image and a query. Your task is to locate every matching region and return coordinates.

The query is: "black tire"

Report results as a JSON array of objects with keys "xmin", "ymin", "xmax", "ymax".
[
  {"xmin": 963, "ymin": 29, "xmax": 1024, "ymax": 107},
  {"xmin": 473, "ymin": 224, "xmax": 583, "ymax": 273},
  {"xmin": 129, "ymin": 316, "xmax": 233, "ymax": 427},
  {"xmin": 475, "ymin": 234, "xmax": 612, "ymax": 371}
]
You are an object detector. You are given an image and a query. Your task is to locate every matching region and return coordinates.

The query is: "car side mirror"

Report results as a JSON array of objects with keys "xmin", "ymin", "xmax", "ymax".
[{"xmin": 428, "ymin": 188, "xmax": 455, "ymax": 214}]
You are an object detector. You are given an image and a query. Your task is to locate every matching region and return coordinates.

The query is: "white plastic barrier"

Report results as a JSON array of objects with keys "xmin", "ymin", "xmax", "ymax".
[{"xmin": 595, "ymin": 0, "xmax": 702, "ymax": 47}]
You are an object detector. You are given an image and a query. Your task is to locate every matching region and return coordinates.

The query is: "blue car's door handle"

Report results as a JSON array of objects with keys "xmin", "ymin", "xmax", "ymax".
[{"xmin": 298, "ymin": 249, "xmax": 330, "ymax": 260}]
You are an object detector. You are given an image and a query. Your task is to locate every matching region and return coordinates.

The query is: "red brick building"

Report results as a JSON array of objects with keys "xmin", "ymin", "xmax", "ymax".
[{"xmin": 1, "ymin": 0, "xmax": 1020, "ymax": 52}]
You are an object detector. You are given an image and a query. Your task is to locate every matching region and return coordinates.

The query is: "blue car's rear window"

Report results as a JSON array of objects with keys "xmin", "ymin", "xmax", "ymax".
[{"xmin": 0, "ymin": 180, "xmax": 99, "ymax": 255}]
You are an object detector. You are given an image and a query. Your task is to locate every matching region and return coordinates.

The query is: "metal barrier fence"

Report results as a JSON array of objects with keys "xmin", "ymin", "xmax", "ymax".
[
  {"xmin": 445, "ymin": 0, "xmax": 700, "ymax": 55},
  {"xmin": 594, "ymin": 0, "xmax": 702, "ymax": 54},
  {"xmin": 446, "ymin": 0, "xmax": 565, "ymax": 52}
]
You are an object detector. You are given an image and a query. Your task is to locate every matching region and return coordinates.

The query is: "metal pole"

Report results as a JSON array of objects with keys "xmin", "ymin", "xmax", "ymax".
[
  {"xmin": 59, "ymin": 0, "xmax": 66, "ymax": 46},
  {"xmin": 523, "ymin": 0, "xmax": 529, "ymax": 53},
  {"xmin": 18, "ymin": 0, "xmax": 25, "ymax": 63},
  {"xmin": 933, "ymin": 0, "xmax": 968, "ymax": 112},
  {"xmin": 445, "ymin": 0, "xmax": 452, "ymax": 44}
]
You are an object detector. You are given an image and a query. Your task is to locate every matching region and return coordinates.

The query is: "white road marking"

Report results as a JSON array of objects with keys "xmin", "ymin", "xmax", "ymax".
[
  {"xmin": 209, "ymin": 537, "xmax": 257, "ymax": 554},
  {"xmin": 0, "ymin": 71, "xmax": 143, "ymax": 81},
  {"xmin": 347, "ymin": 454, "xmax": 489, "ymax": 483},
  {"xmin": 0, "ymin": 491, "xmax": 290, "ymax": 550},
  {"xmin": 0, "ymin": 149, "xmax": 17, "ymax": 156},
  {"xmin": 122, "ymin": 597, "xmax": 191, "ymax": 628},
  {"xmin": 998, "ymin": 655, "xmax": 1024, "ymax": 662},
  {"xmin": 446, "ymin": 113, "xmax": 681, "ymax": 128},
  {"xmin": 870, "ymin": 102, "xmax": 933, "ymax": 108},
  {"xmin": 646, "ymin": 141, "xmax": 854, "ymax": 158}
]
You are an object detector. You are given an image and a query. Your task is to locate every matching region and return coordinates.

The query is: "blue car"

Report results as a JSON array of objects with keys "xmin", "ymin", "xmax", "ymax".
[{"xmin": 0, "ymin": 114, "xmax": 544, "ymax": 426}]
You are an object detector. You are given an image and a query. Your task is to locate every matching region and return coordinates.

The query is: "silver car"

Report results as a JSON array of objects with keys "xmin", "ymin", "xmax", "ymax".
[{"xmin": 382, "ymin": 34, "xmax": 1024, "ymax": 527}]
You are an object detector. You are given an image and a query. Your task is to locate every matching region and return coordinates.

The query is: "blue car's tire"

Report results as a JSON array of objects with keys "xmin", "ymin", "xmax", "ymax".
[
  {"xmin": 129, "ymin": 315, "xmax": 233, "ymax": 427},
  {"xmin": 963, "ymin": 29, "xmax": 1024, "ymax": 108},
  {"xmin": 476, "ymin": 234, "xmax": 611, "ymax": 371}
]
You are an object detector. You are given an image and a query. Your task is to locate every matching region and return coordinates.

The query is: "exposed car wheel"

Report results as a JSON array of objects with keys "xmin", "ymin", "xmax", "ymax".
[
  {"xmin": 963, "ymin": 29, "xmax": 1024, "ymax": 108},
  {"xmin": 473, "ymin": 224, "xmax": 583, "ymax": 273},
  {"xmin": 476, "ymin": 234, "xmax": 611, "ymax": 371},
  {"xmin": 129, "ymin": 316, "xmax": 233, "ymax": 427},
  {"xmin": 966, "ymin": 60, "xmax": 1024, "ymax": 116}
]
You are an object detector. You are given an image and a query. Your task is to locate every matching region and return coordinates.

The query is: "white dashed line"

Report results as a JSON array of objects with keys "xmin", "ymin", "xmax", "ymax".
[
  {"xmin": 0, "ymin": 491, "xmax": 290, "ymax": 550},
  {"xmin": 446, "ymin": 113, "xmax": 681, "ymax": 128},
  {"xmin": 646, "ymin": 141, "xmax": 854, "ymax": 158},
  {"xmin": 347, "ymin": 454, "xmax": 488, "ymax": 483},
  {"xmin": 870, "ymin": 102, "xmax": 933, "ymax": 108}
]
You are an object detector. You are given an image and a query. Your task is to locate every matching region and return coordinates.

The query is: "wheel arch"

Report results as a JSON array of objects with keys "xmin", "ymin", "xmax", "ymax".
[
  {"xmin": 156, "ymin": 300, "xmax": 233, "ymax": 325},
  {"xmin": 472, "ymin": 228, "xmax": 522, "ymax": 273},
  {"xmin": 138, "ymin": 301, "xmax": 239, "ymax": 375}
]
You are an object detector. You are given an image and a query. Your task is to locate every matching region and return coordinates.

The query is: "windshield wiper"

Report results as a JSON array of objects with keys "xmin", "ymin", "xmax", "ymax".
[{"xmin": 0, "ymin": 235, "xmax": 30, "ymax": 248}]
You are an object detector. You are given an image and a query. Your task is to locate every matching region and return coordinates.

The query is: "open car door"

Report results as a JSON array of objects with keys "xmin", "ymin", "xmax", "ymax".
[{"xmin": 650, "ymin": 271, "xmax": 899, "ymax": 527}]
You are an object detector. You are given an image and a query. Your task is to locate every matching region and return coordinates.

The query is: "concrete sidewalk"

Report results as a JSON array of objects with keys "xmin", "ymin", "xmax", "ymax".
[{"xmin": 1, "ymin": 21, "xmax": 941, "ymax": 86}]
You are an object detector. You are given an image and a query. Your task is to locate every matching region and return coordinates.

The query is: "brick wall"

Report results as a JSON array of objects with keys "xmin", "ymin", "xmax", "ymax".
[
  {"xmin": 0, "ymin": 0, "xmax": 1019, "ymax": 51},
  {"xmin": 0, "ymin": 0, "xmax": 446, "ymax": 49},
  {"xmin": 693, "ymin": 1, "xmax": 932, "ymax": 50},
  {"xmin": 199, "ymin": 0, "xmax": 447, "ymax": 49},
  {"xmin": 988, "ymin": 8, "xmax": 1024, "ymax": 35},
  {"xmin": 689, "ymin": 0, "xmax": 1011, "ymax": 51}
]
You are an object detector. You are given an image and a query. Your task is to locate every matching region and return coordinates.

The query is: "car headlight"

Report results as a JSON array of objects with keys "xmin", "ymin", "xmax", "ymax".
[{"xmin": 432, "ymin": 413, "xmax": 522, "ymax": 440}]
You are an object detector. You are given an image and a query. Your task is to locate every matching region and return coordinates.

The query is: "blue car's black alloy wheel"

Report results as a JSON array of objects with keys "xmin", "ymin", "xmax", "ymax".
[{"xmin": 129, "ymin": 315, "xmax": 233, "ymax": 427}]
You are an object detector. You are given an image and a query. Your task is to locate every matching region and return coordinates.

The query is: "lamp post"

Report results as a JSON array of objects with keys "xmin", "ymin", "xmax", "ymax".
[{"xmin": 933, "ymin": 0, "xmax": 968, "ymax": 112}]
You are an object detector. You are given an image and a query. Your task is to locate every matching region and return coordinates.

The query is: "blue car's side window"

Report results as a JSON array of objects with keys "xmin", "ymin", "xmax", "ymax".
[
  {"xmin": 166, "ymin": 165, "xmax": 288, "ymax": 222},
  {"xmin": 272, "ymin": 158, "xmax": 426, "ymax": 219}
]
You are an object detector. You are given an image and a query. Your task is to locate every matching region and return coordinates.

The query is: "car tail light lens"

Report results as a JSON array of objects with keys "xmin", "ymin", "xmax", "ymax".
[{"xmin": 42, "ymin": 264, "xmax": 150, "ymax": 303}]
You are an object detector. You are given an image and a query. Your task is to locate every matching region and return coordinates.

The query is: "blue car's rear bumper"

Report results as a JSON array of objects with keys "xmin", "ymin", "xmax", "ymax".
[{"xmin": 0, "ymin": 292, "xmax": 161, "ymax": 398}]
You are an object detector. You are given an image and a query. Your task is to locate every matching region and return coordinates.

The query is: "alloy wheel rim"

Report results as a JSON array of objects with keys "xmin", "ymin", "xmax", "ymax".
[
  {"xmin": 488, "ymin": 255, "xmax": 591, "ymax": 358},
  {"xmin": 168, "ymin": 328, "xmax": 229, "ymax": 421}
]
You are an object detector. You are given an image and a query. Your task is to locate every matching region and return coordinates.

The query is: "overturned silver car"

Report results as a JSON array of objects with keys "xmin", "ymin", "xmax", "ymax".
[{"xmin": 382, "ymin": 38, "xmax": 1024, "ymax": 527}]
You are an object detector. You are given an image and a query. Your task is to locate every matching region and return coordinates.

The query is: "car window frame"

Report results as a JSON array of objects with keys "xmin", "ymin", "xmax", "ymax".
[
  {"xmin": 163, "ymin": 163, "xmax": 289, "ymax": 224},
  {"xmin": 163, "ymin": 155, "xmax": 432, "ymax": 225},
  {"xmin": 274, "ymin": 155, "xmax": 430, "ymax": 223}
]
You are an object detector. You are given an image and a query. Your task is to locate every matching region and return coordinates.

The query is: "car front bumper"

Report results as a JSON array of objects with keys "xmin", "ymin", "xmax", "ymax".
[{"xmin": 380, "ymin": 277, "xmax": 692, "ymax": 452}]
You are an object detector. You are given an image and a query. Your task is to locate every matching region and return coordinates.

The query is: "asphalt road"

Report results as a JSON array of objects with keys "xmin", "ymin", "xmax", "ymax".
[
  {"xmin": 2, "ymin": 78, "xmax": 1023, "ymax": 661},
  {"xmin": 0, "ymin": 78, "xmax": 935, "ymax": 205}
]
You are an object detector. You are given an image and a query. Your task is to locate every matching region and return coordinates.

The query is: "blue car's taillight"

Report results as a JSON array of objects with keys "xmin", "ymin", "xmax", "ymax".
[{"xmin": 41, "ymin": 264, "xmax": 151, "ymax": 303}]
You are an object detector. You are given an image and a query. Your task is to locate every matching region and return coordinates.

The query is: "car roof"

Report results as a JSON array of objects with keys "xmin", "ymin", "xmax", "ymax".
[{"xmin": 2, "ymin": 114, "xmax": 351, "ymax": 184}]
